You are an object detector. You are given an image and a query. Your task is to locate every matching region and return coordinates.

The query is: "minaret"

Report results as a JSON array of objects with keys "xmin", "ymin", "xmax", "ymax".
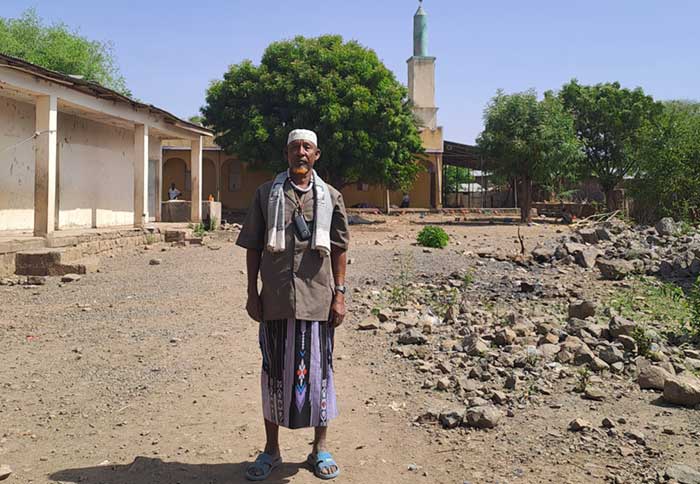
[
  {"xmin": 407, "ymin": 0, "xmax": 443, "ymax": 209},
  {"xmin": 408, "ymin": 0, "xmax": 438, "ymax": 130}
]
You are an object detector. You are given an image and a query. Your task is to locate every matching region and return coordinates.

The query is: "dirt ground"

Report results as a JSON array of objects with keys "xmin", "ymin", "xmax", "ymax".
[{"xmin": 1, "ymin": 215, "xmax": 698, "ymax": 484}]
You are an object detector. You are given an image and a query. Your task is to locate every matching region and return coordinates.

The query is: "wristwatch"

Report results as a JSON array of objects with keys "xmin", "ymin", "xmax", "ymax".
[{"xmin": 334, "ymin": 285, "xmax": 347, "ymax": 295}]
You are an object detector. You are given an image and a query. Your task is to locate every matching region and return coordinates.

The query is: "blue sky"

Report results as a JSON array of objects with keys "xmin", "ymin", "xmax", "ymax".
[{"xmin": 5, "ymin": 0, "xmax": 699, "ymax": 143}]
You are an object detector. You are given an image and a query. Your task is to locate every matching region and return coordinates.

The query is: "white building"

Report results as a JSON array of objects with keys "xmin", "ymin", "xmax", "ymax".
[{"xmin": 0, "ymin": 53, "xmax": 212, "ymax": 236}]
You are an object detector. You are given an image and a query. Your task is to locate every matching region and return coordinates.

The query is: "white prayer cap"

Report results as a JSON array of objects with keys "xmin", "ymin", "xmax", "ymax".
[{"xmin": 287, "ymin": 129, "xmax": 318, "ymax": 147}]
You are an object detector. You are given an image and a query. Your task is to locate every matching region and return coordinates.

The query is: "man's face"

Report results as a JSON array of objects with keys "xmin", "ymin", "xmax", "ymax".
[{"xmin": 285, "ymin": 139, "xmax": 320, "ymax": 176}]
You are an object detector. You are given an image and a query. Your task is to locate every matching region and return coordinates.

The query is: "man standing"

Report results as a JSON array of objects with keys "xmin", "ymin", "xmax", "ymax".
[{"xmin": 236, "ymin": 129, "xmax": 349, "ymax": 481}]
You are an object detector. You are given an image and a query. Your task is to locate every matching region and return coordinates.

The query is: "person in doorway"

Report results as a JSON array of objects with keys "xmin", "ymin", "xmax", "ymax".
[
  {"xmin": 236, "ymin": 129, "xmax": 349, "ymax": 481},
  {"xmin": 168, "ymin": 183, "xmax": 181, "ymax": 200}
]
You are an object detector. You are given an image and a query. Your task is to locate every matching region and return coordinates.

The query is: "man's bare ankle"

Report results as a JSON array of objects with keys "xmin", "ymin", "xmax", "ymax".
[{"xmin": 263, "ymin": 445, "xmax": 280, "ymax": 457}]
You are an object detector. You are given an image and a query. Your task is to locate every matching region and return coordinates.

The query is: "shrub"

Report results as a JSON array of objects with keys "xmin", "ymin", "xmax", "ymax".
[
  {"xmin": 417, "ymin": 226, "xmax": 449, "ymax": 249},
  {"xmin": 192, "ymin": 223, "xmax": 206, "ymax": 238},
  {"xmin": 687, "ymin": 276, "xmax": 700, "ymax": 336},
  {"xmin": 631, "ymin": 326, "xmax": 652, "ymax": 357}
]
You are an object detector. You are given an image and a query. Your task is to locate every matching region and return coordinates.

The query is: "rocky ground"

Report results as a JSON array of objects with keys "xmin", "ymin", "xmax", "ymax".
[{"xmin": 1, "ymin": 214, "xmax": 699, "ymax": 484}]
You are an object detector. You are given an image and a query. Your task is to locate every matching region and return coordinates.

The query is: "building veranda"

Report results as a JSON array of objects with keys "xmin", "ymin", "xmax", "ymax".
[{"xmin": 0, "ymin": 53, "xmax": 213, "ymax": 237}]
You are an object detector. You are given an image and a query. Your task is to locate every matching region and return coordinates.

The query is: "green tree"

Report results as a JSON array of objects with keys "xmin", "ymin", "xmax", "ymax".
[
  {"xmin": 559, "ymin": 80, "xmax": 662, "ymax": 211},
  {"xmin": 202, "ymin": 35, "xmax": 424, "ymax": 190},
  {"xmin": 444, "ymin": 166, "xmax": 474, "ymax": 193},
  {"xmin": 0, "ymin": 9, "xmax": 130, "ymax": 96},
  {"xmin": 631, "ymin": 100, "xmax": 700, "ymax": 222},
  {"xmin": 188, "ymin": 115, "xmax": 205, "ymax": 126},
  {"xmin": 477, "ymin": 89, "xmax": 581, "ymax": 222}
]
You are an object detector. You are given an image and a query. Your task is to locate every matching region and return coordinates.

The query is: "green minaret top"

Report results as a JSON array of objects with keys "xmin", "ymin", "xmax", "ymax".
[{"xmin": 413, "ymin": 0, "xmax": 428, "ymax": 57}]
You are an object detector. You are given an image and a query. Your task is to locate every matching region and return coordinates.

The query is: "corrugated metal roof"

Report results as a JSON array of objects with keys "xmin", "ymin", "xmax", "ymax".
[{"xmin": 0, "ymin": 53, "xmax": 212, "ymax": 137}]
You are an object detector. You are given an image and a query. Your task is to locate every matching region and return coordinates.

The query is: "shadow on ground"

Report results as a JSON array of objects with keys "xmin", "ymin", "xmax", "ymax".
[{"xmin": 50, "ymin": 456, "xmax": 305, "ymax": 484}]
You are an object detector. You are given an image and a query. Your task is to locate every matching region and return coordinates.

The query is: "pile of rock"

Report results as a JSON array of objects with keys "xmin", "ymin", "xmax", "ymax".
[
  {"xmin": 532, "ymin": 217, "xmax": 700, "ymax": 282},
  {"xmin": 357, "ymin": 271, "xmax": 700, "ymax": 432}
]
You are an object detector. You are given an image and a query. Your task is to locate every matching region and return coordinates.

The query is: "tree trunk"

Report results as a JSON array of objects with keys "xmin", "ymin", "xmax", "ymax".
[
  {"xmin": 520, "ymin": 177, "xmax": 533, "ymax": 223},
  {"xmin": 604, "ymin": 188, "xmax": 621, "ymax": 212}
]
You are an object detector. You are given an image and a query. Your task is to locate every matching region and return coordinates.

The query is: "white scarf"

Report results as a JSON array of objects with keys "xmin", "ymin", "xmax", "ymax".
[{"xmin": 266, "ymin": 170, "xmax": 333, "ymax": 256}]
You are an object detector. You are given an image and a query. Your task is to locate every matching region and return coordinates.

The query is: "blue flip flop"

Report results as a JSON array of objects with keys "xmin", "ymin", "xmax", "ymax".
[
  {"xmin": 307, "ymin": 451, "xmax": 341, "ymax": 480},
  {"xmin": 245, "ymin": 452, "xmax": 282, "ymax": 481}
]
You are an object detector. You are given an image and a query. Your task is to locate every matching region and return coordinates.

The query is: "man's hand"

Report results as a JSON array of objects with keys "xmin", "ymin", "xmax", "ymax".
[
  {"xmin": 246, "ymin": 291, "xmax": 263, "ymax": 322},
  {"xmin": 330, "ymin": 292, "xmax": 346, "ymax": 327}
]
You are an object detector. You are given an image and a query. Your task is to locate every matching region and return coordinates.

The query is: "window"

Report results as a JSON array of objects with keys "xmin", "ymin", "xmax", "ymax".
[
  {"xmin": 356, "ymin": 182, "xmax": 369, "ymax": 192},
  {"xmin": 228, "ymin": 160, "xmax": 242, "ymax": 192}
]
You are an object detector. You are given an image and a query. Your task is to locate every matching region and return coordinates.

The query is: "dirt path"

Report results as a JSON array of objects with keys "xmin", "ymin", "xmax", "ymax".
[{"xmin": 1, "ymin": 218, "xmax": 697, "ymax": 484}]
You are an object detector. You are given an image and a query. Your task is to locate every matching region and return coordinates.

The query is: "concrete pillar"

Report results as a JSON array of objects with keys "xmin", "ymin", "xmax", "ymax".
[
  {"xmin": 190, "ymin": 136, "xmax": 202, "ymax": 222},
  {"xmin": 155, "ymin": 141, "xmax": 163, "ymax": 222},
  {"xmin": 434, "ymin": 155, "xmax": 443, "ymax": 209},
  {"xmin": 215, "ymin": 155, "xmax": 221, "ymax": 202},
  {"xmin": 133, "ymin": 124, "xmax": 148, "ymax": 227},
  {"xmin": 34, "ymin": 95, "xmax": 58, "ymax": 237}
]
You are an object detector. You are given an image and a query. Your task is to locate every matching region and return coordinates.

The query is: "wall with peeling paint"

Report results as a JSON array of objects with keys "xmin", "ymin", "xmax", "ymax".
[
  {"xmin": 0, "ymin": 95, "xmax": 159, "ymax": 231},
  {"xmin": 0, "ymin": 96, "xmax": 36, "ymax": 231},
  {"xmin": 56, "ymin": 113, "xmax": 134, "ymax": 229}
]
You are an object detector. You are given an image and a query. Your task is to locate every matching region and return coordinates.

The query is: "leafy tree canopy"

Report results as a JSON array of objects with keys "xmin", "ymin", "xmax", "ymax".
[
  {"xmin": 477, "ymin": 89, "xmax": 581, "ymax": 221},
  {"xmin": 632, "ymin": 100, "xmax": 700, "ymax": 222},
  {"xmin": 559, "ymin": 80, "xmax": 662, "ymax": 210},
  {"xmin": 202, "ymin": 35, "xmax": 424, "ymax": 190},
  {"xmin": 0, "ymin": 8, "xmax": 130, "ymax": 96},
  {"xmin": 444, "ymin": 166, "xmax": 474, "ymax": 192}
]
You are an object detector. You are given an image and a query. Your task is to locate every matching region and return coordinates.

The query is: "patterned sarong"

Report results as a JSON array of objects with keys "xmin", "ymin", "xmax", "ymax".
[{"xmin": 258, "ymin": 319, "xmax": 338, "ymax": 429}]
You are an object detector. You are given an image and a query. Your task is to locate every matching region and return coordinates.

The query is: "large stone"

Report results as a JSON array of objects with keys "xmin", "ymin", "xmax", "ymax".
[
  {"xmin": 61, "ymin": 273, "xmax": 82, "ymax": 283},
  {"xmin": 598, "ymin": 345, "xmax": 625, "ymax": 365},
  {"xmin": 685, "ymin": 357, "xmax": 700, "ymax": 373},
  {"xmin": 464, "ymin": 405, "xmax": 502, "ymax": 429},
  {"xmin": 0, "ymin": 465, "xmax": 11, "ymax": 481},
  {"xmin": 568, "ymin": 418, "xmax": 590, "ymax": 431},
  {"xmin": 609, "ymin": 316, "xmax": 637, "ymax": 339},
  {"xmin": 565, "ymin": 243, "xmax": 602, "ymax": 268},
  {"xmin": 531, "ymin": 245, "xmax": 555, "ymax": 263},
  {"xmin": 616, "ymin": 335, "xmax": 637, "ymax": 352},
  {"xmin": 539, "ymin": 343, "xmax": 561, "ymax": 359},
  {"xmin": 463, "ymin": 335, "xmax": 490, "ymax": 356},
  {"xmin": 579, "ymin": 228, "xmax": 599, "ymax": 244},
  {"xmin": 376, "ymin": 309, "xmax": 392, "ymax": 322},
  {"xmin": 665, "ymin": 464, "xmax": 700, "ymax": 484},
  {"xmin": 398, "ymin": 329, "xmax": 427, "ymax": 345},
  {"xmin": 638, "ymin": 365, "xmax": 673, "ymax": 391},
  {"xmin": 568, "ymin": 300, "xmax": 596, "ymax": 320},
  {"xmin": 583, "ymin": 387, "xmax": 606, "ymax": 401},
  {"xmin": 663, "ymin": 376, "xmax": 700, "ymax": 407},
  {"xmin": 26, "ymin": 275, "xmax": 47, "ymax": 285},
  {"xmin": 655, "ymin": 217, "xmax": 677, "ymax": 237},
  {"xmin": 494, "ymin": 327, "xmax": 517, "ymax": 347},
  {"xmin": 597, "ymin": 258, "xmax": 634, "ymax": 280},
  {"xmin": 565, "ymin": 318, "xmax": 587, "ymax": 338},
  {"xmin": 589, "ymin": 356, "xmax": 610, "ymax": 372},
  {"xmin": 358, "ymin": 317, "xmax": 380, "ymax": 331},
  {"xmin": 573, "ymin": 344, "xmax": 596, "ymax": 366},
  {"xmin": 439, "ymin": 409, "xmax": 464, "ymax": 429},
  {"xmin": 596, "ymin": 227, "xmax": 613, "ymax": 241},
  {"xmin": 457, "ymin": 377, "xmax": 480, "ymax": 393}
]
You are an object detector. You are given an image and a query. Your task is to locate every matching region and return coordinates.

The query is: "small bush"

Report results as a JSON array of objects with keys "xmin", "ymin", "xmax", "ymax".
[
  {"xmin": 417, "ymin": 226, "xmax": 449, "ymax": 249},
  {"xmin": 687, "ymin": 276, "xmax": 700, "ymax": 335},
  {"xmin": 575, "ymin": 367, "xmax": 591, "ymax": 393},
  {"xmin": 207, "ymin": 216, "xmax": 219, "ymax": 231},
  {"xmin": 631, "ymin": 326, "xmax": 653, "ymax": 357},
  {"xmin": 192, "ymin": 223, "xmax": 206, "ymax": 237}
]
